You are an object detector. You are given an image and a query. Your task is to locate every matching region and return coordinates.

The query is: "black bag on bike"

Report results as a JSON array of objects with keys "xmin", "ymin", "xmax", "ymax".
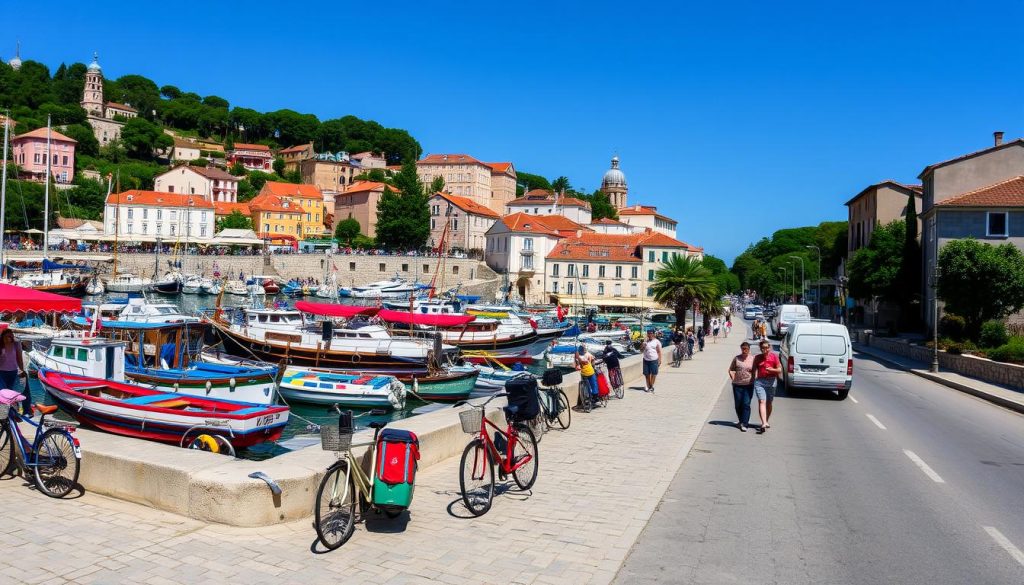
[
  {"xmin": 541, "ymin": 368, "xmax": 563, "ymax": 387},
  {"xmin": 504, "ymin": 376, "xmax": 540, "ymax": 422}
]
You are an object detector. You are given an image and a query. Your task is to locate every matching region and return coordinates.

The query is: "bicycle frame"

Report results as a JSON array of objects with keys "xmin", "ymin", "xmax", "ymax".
[
  {"xmin": 5, "ymin": 408, "xmax": 81, "ymax": 470},
  {"xmin": 325, "ymin": 427, "xmax": 383, "ymax": 510},
  {"xmin": 472, "ymin": 413, "xmax": 529, "ymax": 475}
]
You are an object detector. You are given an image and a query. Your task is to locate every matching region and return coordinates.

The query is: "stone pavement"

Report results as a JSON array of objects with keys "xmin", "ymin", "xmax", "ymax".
[{"xmin": 0, "ymin": 331, "xmax": 743, "ymax": 585}]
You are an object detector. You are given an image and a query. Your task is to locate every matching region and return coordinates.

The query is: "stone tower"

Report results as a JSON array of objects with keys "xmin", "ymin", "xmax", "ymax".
[
  {"xmin": 601, "ymin": 155, "xmax": 628, "ymax": 209},
  {"xmin": 81, "ymin": 52, "xmax": 104, "ymax": 118}
]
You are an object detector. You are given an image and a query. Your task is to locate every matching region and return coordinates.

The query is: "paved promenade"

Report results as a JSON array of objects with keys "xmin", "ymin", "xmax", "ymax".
[{"xmin": 0, "ymin": 331, "xmax": 741, "ymax": 585}]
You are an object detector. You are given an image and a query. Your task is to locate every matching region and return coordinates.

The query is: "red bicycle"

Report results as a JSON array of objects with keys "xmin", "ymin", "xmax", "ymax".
[{"xmin": 456, "ymin": 392, "xmax": 539, "ymax": 516}]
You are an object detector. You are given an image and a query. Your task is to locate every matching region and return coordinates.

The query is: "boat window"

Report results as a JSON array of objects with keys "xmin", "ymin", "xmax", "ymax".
[
  {"xmin": 156, "ymin": 307, "xmax": 175, "ymax": 315},
  {"xmin": 359, "ymin": 333, "xmax": 371, "ymax": 338},
  {"xmin": 50, "ymin": 346, "xmax": 60, "ymax": 357},
  {"xmin": 320, "ymin": 383, "xmax": 333, "ymax": 389},
  {"xmin": 259, "ymin": 315, "xmax": 268, "ymax": 323},
  {"xmin": 270, "ymin": 315, "xmax": 281, "ymax": 323},
  {"xmin": 78, "ymin": 348, "xmax": 88, "ymax": 361}
]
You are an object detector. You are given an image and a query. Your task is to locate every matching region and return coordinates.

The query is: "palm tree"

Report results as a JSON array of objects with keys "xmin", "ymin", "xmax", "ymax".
[
  {"xmin": 551, "ymin": 176, "xmax": 572, "ymax": 194},
  {"xmin": 650, "ymin": 255, "xmax": 716, "ymax": 331},
  {"xmin": 698, "ymin": 287, "xmax": 724, "ymax": 332}
]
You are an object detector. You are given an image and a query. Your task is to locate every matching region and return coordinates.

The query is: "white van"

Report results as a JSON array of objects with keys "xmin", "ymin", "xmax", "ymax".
[
  {"xmin": 779, "ymin": 321, "xmax": 853, "ymax": 400},
  {"xmin": 771, "ymin": 304, "xmax": 811, "ymax": 338}
]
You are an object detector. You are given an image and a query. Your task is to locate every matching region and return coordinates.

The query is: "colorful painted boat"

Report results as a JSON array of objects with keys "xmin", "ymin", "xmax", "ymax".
[
  {"xmin": 449, "ymin": 364, "xmax": 531, "ymax": 391},
  {"xmin": 279, "ymin": 366, "xmax": 406, "ymax": 409},
  {"xmin": 37, "ymin": 368, "xmax": 289, "ymax": 448}
]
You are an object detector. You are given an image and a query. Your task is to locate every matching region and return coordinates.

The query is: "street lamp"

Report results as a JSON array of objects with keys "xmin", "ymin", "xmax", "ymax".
[
  {"xmin": 806, "ymin": 245, "xmax": 822, "ymax": 317},
  {"xmin": 776, "ymin": 267, "xmax": 786, "ymax": 301},
  {"xmin": 789, "ymin": 255, "xmax": 805, "ymax": 303}
]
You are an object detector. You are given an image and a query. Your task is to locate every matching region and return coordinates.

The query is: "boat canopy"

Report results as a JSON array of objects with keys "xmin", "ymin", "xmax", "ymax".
[
  {"xmin": 294, "ymin": 301, "xmax": 380, "ymax": 318},
  {"xmin": 377, "ymin": 309, "xmax": 475, "ymax": 327},
  {"xmin": 0, "ymin": 283, "xmax": 82, "ymax": 314}
]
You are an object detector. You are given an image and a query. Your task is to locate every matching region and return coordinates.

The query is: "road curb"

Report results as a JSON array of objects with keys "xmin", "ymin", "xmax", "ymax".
[{"xmin": 854, "ymin": 344, "xmax": 1024, "ymax": 415}]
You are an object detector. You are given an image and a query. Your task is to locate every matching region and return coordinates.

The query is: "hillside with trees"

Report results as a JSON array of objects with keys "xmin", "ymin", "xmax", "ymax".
[{"xmin": 730, "ymin": 221, "xmax": 848, "ymax": 299}]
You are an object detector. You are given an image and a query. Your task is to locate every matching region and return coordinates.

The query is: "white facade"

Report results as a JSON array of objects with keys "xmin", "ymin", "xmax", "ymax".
[
  {"xmin": 618, "ymin": 207, "xmax": 678, "ymax": 238},
  {"xmin": 153, "ymin": 166, "xmax": 239, "ymax": 203},
  {"xmin": 104, "ymin": 200, "xmax": 216, "ymax": 241},
  {"xmin": 484, "ymin": 222, "xmax": 561, "ymax": 303},
  {"xmin": 506, "ymin": 200, "xmax": 592, "ymax": 225},
  {"xmin": 590, "ymin": 220, "xmax": 637, "ymax": 235}
]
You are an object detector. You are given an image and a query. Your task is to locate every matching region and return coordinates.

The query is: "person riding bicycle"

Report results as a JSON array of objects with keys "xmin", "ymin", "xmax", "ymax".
[
  {"xmin": 670, "ymin": 327, "xmax": 685, "ymax": 364},
  {"xmin": 574, "ymin": 345, "xmax": 600, "ymax": 402},
  {"xmin": 686, "ymin": 328, "xmax": 697, "ymax": 358},
  {"xmin": 602, "ymin": 340, "xmax": 624, "ymax": 389}
]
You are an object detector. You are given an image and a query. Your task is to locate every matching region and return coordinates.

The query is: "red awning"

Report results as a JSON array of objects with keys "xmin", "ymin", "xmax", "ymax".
[
  {"xmin": 0, "ymin": 284, "xmax": 82, "ymax": 314},
  {"xmin": 377, "ymin": 309, "xmax": 475, "ymax": 327},
  {"xmin": 294, "ymin": 301, "xmax": 380, "ymax": 319}
]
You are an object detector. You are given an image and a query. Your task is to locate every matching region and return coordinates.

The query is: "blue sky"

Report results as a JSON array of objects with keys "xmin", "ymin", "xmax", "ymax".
[{"xmin": 7, "ymin": 1, "xmax": 1024, "ymax": 263}]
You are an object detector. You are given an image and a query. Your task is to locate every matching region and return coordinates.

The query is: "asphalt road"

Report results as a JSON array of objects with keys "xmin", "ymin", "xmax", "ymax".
[{"xmin": 614, "ymin": 335, "xmax": 1024, "ymax": 585}]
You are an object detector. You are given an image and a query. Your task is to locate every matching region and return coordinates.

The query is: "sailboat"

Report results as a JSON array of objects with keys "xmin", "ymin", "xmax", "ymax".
[{"xmin": 103, "ymin": 174, "xmax": 151, "ymax": 293}]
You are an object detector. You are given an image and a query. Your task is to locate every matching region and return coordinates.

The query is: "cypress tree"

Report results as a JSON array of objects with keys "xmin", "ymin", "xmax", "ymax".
[{"xmin": 899, "ymin": 189, "xmax": 921, "ymax": 327}]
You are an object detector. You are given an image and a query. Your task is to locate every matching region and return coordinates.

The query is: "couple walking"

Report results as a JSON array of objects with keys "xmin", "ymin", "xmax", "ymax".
[{"xmin": 727, "ymin": 340, "xmax": 781, "ymax": 433}]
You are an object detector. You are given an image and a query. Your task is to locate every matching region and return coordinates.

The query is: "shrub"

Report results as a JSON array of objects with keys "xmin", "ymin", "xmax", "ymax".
[
  {"xmin": 987, "ymin": 338, "xmax": 1024, "ymax": 363},
  {"xmin": 189, "ymin": 158, "xmax": 209, "ymax": 167},
  {"xmin": 979, "ymin": 320, "xmax": 1009, "ymax": 348},
  {"xmin": 939, "ymin": 314, "xmax": 967, "ymax": 341}
]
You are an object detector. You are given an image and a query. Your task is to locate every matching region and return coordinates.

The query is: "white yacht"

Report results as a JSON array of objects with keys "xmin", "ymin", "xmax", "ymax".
[
  {"xmin": 181, "ymin": 275, "xmax": 203, "ymax": 294},
  {"xmin": 105, "ymin": 273, "xmax": 152, "ymax": 293},
  {"xmin": 344, "ymin": 277, "xmax": 421, "ymax": 299}
]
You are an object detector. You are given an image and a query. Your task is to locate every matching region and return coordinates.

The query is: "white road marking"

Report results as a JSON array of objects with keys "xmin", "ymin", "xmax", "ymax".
[
  {"xmin": 903, "ymin": 449, "xmax": 945, "ymax": 483},
  {"xmin": 849, "ymin": 396, "xmax": 859, "ymax": 404},
  {"xmin": 865, "ymin": 414, "xmax": 886, "ymax": 429},
  {"xmin": 983, "ymin": 526, "xmax": 1024, "ymax": 568}
]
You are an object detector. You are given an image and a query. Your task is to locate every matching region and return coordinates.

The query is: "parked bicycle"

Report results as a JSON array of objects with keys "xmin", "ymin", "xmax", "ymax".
[
  {"xmin": 314, "ymin": 407, "xmax": 420, "ymax": 550},
  {"xmin": 0, "ymin": 387, "xmax": 81, "ymax": 498},
  {"xmin": 607, "ymin": 366, "xmax": 624, "ymax": 399},
  {"xmin": 456, "ymin": 392, "xmax": 539, "ymax": 516},
  {"xmin": 537, "ymin": 368, "xmax": 571, "ymax": 432}
]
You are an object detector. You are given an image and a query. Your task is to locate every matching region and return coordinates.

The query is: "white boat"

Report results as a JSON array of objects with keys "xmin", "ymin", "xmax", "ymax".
[
  {"xmin": 105, "ymin": 273, "xmax": 152, "ymax": 293},
  {"xmin": 152, "ymin": 271, "xmax": 183, "ymax": 294},
  {"xmin": 278, "ymin": 366, "xmax": 406, "ymax": 409},
  {"xmin": 225, "ymin": 281, "xmax": 248, "ymax": 296},
  {"xmin": 346, "ymin": 277, "xmax": 420, "ymax": 299},
  {"xmin": 70, "ymin": 296, "xmax": 199, "ymax": 326},
  {"xmin": 85, "ymin": 276, "xmax": 105, "ymax": 295},
  {"xmin": 201, "ymin": 278, "xmax": 222, "ymax": 295},
  {"xmin": 449, "ymin": 364, "xmax": 530, "ymax": 391},
  {"xmin": 181, "ymin": 275, "xmax": 202, "ymax": 294}
]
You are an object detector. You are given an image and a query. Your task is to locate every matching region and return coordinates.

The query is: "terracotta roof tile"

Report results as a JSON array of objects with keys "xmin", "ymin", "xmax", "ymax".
[
  {"xmin": 499, "ymin": 213, "xmax": 564, "ymax": 237},
  {"xmin": 488, "ymin": 162, "xmax": 513, "ymax": 174},
  {"xmin": 418, "ymin": 153, "xmax": 486, "ymax": 166},
  {"xmin": 105, "ymin": 101, "xmax": 137, "ymax": 113},
  {"xmin": 592, "ymin": 217, "xmax": 628, "ymax": 225},
  {"xmin": 214, "ymin": 202, "xmax": 251, "ymax": 216},
  {"xmin": 618, "ymin": 204, "xmax": 677, "ymax": 224},
  {"xmin": 433, "ymin": 192, "xmax": 500, "ymax": 218},
  {"xmin": 507, "ymin": 194, "xmax": 592, "ymax": 209},
  {"xmin": 249, "ymin": 193, "xmax": 307, "ymax": 214},
  {"xmin": 278, "ymin": 144, "xmax": 311, "ymax": 154},
  {"xmin": 935, "ymin": 176, "xmax": 1024, "ymax": 207},
  {"xmin": 231, "ymin": 143, "xmax": 272, "ymax": 152},
  {"xmin": 12, "ymin": 127, "xmax": 77, "ymax": 143},
  {"xmin": 260, "ymin": 181, "xmax": 323, "ymax": 200},
  {"xmin": 545, "ymin": 230, "xmax": 692, "ymax": 262},
  {"xmin": 186, "ymin": 165, "xmax": 237, "ymax": 181},
  {"xmin": 106, "ymin": 190, "xmax": 214, "ymax": 209},
  {"xmin": 343, "ymin": 181, "xmax": 394, "ymax": 194}
]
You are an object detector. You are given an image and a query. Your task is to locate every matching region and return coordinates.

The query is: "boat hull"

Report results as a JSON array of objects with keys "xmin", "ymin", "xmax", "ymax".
[
  {"xmin": 279, "ymin": 367, "xmax": 405, "ymax": 408},
  {"xmin": 125, "ymin": 367, "xmax": 278, "ymax": 405},
  {"xmin": 32, "ymin": 281, "xmax": 88, "ymax": 297}
]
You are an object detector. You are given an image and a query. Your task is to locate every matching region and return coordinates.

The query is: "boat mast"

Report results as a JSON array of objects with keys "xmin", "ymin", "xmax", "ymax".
[
  {"xmin": 113, "ymin": 171, "xmax": 120, "ymax": 278},
  {"xmin": 0, "ymin": 113, "xmax": 9, "ymax": 278},
  {"xmin": 42, "ymin": 115, "xmax": 51, "ymax": 259}
]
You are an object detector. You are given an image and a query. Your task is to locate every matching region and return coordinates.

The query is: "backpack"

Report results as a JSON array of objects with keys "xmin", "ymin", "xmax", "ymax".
[
  {"xmin": 373, "ymin": 428, "xmax": 420, "ymax": 510},
  {"xmin": 505, "ymin": 376, "xmax": 540, "ymax": 421}
]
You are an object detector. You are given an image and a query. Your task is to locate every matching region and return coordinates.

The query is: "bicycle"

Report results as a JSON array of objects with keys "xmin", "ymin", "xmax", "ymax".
[
  {"xmin": 607, "ymin": 366, "xmax": 624, "ymax": 400},
  {"xmin": 537, "ymin": 381, "xmax": 571, "ymax": 431},
  {"xmin": 0, "ymin": 390, "xmax": 82, "ymax": 498},
  {"xmin": 314, "ymin": 407, "xmax": 411, "ymax": 550},
  {"xmin": 672, "ymin": 343, "xmax": 684, "ymax": 367},
  {"xmin": 456, "ymin": 392, "xmax": 539, "ymax": 517},
  {"xmin": 577, "ymin": 378, "xmax": 596, "ymax": 412}
]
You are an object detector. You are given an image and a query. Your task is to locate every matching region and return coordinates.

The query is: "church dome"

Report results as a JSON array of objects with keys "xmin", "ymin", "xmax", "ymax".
[
  {"xmin": 87, "ymin": 52, "xmax": 101, "ymax": 72},
  {"xmin": 601, "ymin": 155, "xmax": 627, "ymax": 189},
  {"xmin": 7, "ymin": 55, "xmax": 20, "ymax": 70}
]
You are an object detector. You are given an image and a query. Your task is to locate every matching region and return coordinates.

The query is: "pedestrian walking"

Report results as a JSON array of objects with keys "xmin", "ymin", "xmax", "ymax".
[
  {"xmin": 0, "ymin": 329, "xmax": 28, "ymax": 416},
  {"xmin": 728, "ymin": 341, "xmax": 755, "ymax": 432},
  {"xmin": 724, "ymin": 316, "xmax": 732, "ymax": 338},
  {"xmin": 686, "ymin": 328, "xmax": 696, "ymax": 359},
  {"xmin": 642, "ymin": 329, "xmax": 662, "ymax": 392},
  {"xmin": 697, "ymin": 326, "xmax": 706, "ymax": 351},
  {"xmin": 711, "ymin": 317, "xmax": 720, "ymax": 343},
  {"xmin": 752, "ymin": 340, "xmax": 781, "ymax": 434}
]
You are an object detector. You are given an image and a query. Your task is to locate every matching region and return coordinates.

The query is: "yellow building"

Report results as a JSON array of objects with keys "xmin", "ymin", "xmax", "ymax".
[{"xmin": 250, "ymin": 182, "xmax": 329, "ymax": 243}]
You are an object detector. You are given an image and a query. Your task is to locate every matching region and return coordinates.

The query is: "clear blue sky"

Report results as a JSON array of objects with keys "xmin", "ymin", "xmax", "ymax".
[{"xmin": 8, "ymin": 1, "xmax": 1024, "ymax": 263}]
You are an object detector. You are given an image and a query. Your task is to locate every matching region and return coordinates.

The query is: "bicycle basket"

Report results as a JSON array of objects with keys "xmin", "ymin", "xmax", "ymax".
[
  {"xmin": 320, "ymin": 424, "xmax": 353, "ymax": 452},
  {"xmin": 458, "ymin": 409, "xmax": 482, "ymax": 434}
]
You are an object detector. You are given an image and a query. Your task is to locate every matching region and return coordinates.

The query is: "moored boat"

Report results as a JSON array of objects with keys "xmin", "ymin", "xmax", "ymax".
[
  {"xmin": 278, "ymin": 366, "xmax": 406, "ymax": 409},
  {"xmin": 37, "ymin": 368, "xmax": 289, "ymax": 448}
]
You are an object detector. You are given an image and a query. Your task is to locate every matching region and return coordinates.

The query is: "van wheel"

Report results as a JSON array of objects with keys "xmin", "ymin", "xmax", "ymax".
[{"xmin": 837, "ymin": 388, "xmax": 850, "ymax": 401}]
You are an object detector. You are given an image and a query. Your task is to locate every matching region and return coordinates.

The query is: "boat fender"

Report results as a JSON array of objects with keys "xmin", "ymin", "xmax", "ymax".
[
  {"xmin": 205, "ymin": 380, "xmax": 212, "ymax": 394},
  {"xmin": 351, "ymin": 354, "xmax": 361, "ymax": 364},
  {"xmin": 229, "ymin": 377, "xmax": 237, "ymax": 390}
]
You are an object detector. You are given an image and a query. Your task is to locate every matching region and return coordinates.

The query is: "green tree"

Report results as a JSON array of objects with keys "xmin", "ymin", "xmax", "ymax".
[
  {"xmin": 516, "ymin": 171, "xmax": 552, "ymax": 194},
  {"xmin": 119, "ymin": 117, "xmax": 172, "ymax": 159},
  {"xmin": 216, "ymin": 210, "xmax": 253, "ymax": 231},
  {"xmin": 847, "ymin": 220, "xmax": 905, "ymax": 302},
  {"xmin": 160, "ymin": 85, "xmax": 182, "ymax": 99},
  {"xmin": 375, "ymin": 161, "xmax": 429, "ymax": 249},
  {"xmin": 229, "ymin": 162, "xmax": 246, "ymax": 176},
  {"xmin": 937, "ymin": 239, "xmax": 1024, "ymax": 339},
  {"xmin": 898, "ymin": 191, "xmax": 921, "ymax": 323},
  {"xmin": 273, "ymin": 157, "xmax": 286, "ymax": 176},
  {"xmin": 61, "ymin": 123, "xmax": 100, "ymax": 157},
  {"xmin": 334, "ymin": 217, "xmax": 361, "ymax": 244},
  {"xmin": 551, "ymin": 176, "xmax": 571, "ymax": 194},
  {"xmin": 702, "ymin": 254, "xmax": 741, "ymax": 295},
  {"xmin": 110, "ymin": 74, "xmax": 161, "ymax": 120},
  {"xmin": 429, "ymin": 175, "xmax": 445, "ymax": 194},
  {"xmin": 650, "ymin": 255, "xmax": 716, "ymax": 329},
  {"xmin": 586, "ymin": 190, "xmax": 618, "ymax": 221}
]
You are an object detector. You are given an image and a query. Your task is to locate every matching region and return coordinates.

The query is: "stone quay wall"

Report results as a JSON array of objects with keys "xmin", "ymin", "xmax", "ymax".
[
  {"xmin": 7, "ymin": 251, "xmax": 501, "ymax": 297},
  {"xmin": 863, "ymin": 333, "xmax": 1024, "ymax": 390}
]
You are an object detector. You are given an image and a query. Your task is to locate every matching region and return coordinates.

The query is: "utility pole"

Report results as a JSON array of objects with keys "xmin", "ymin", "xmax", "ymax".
[
  {"xmin": 931, "ymin": 216, "xmax": 940, "ymax": 373},
  {"xmin": 806, "ymin": 245, "xmax": 821, "ymax": 317}
]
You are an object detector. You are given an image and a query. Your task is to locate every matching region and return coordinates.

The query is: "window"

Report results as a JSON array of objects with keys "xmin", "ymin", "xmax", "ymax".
[
  {"xmin": 552, "ymin": 281, "xmax": 559, "ymax": 293},
  {"xmin": 171, "ymin": 210, "xmax": 177, "ymax": 220},
  {"xmin": 402, "ymin": 263, "xmax": 409, "ymax": 272},
  {"xmin": 127, "ymin": 208, "xmax": 134, "ymax": 219},
  {"xmin": 264, "ymin": 223, "xmax": 270, "ymax": 232},
  {"xmin": 143, "ymin": 208, "xmax": 148, "ymax": 219},
  {"xmin": 349, "ymin": 262, "xmax": 356, "ymax": 271},
  {"xmin": 431, "ymin": 219, "xmax": 436, "ymax": 230},
  {"xmin": 631, "ymin": 266, "xmax": 638, "ymax": 279},
  {"xmin": 648, "ymin": 250, "xmax": 655, "ymax": 262},
  {"xmin": 615, "ymin": 266, "xmax": 622, "ymax": 279},
  {"xmin": 613, "ymin": 283, "xmax": 622, "ymax": 296},
  {"xmin": 523, "ymin": 238, "xmax": 533, "ymax": 251},
  {"xmin": 522, "ymin": 255, "xmax": 534, "ymax": 270},
  {"xmin": 453, "ymin": 219, "xmax": 458, "ymax": 231},
  {"xmin": 170, "ymin": 224, "xmax": 175, "ymax": 236},
  {"xmin": 552, "ymin": 264, "xmax": 559, "ymax": 277},
  {"xmin": 568, "ymin": 264, "xmax": 576, "ymax": 277},
  {"xmin": 379, "ymin": 263, "xmax": 386, "ymax": 272},
  {"xmin": 581, "ymin": 283, "xmax": 588, "ymax": 295},
  {"xmin": 200, "ymin": 226, "xmax": 207, "ymax": 237},
  {"xmin": 567, "ymin": 282, "xmax": 574, "ymax": 295},
  {"xmin": 598, "ymin": 266, "xmax": 605, "ymax": 278},
  {"xmin": 987, "ymin": 212, "xmax": 1009, "ymax": 237},
  {"xmin": 648, "ymin": 269, "xmax": 654, "ymax": 281},
  {"xmin": 662, "ymin": 251, "xmax": 669, "ymax": 262},
  {"xmin": 582, "ymin": 265, "xmax": 589, "ymax": 277},
  {"xmin": 453, "ymin": 265, "xmax": 459, "ymax": 275},
  {"xmin": 142, "ymin": 223, "xmax": 148, "ymax": 234},
  {"xmin": 157, "ymin": 209, "xmax": 162, "ymax": 220},
  {"xmin": 630, "ymin": 283, "xmax": 638, "ymax": 297},
  {"xmin": 598, "ymin": 283, "xmax": 605, "ymax": 295}
]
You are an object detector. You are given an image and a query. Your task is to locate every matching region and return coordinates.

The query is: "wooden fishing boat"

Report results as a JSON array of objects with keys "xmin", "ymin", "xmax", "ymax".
[
  {"xmin": 377, "ymin": 309, "xmax": 539, "ymax": 351},
  {"xmin": 278, "ymin": 366, "xmax": 406, "ymax": 409},
  {"xmin": 461, "ymin": 349, "xmax": 536, "ymax": 366},
  {"xmin": 37, "ymin": 368, "xmax": 289, "ymax": 448}
]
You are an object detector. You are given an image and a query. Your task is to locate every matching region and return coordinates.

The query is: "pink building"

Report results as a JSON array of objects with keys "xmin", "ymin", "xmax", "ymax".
[
  {"xmin": 12, "ymin": 127, "xmax": 77, "ymax": 184},
  {"xmin": 227, "ymin": 143, "xmax": 273, "ymax": 173}
]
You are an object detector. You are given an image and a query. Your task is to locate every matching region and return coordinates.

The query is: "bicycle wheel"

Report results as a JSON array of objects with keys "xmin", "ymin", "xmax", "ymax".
[
  {"xmin": 577, "ymin": 382, "xmax": 592, "ymax": 413},
  {"xmin": 459, "ymin": 439, "xmax": 494, "ymax": 517},
  {"xmin": 33, "ymin": 429, "xmax": 80, "ymax": 498},
  {"xmin": 611, "ymin": 371, "xmax": 624, "ymax": 400},
  {"xmin": 555, "ymin": 390, "xmax": 571, "ymax": 430},
  {"xmin": 314, "ymin": 461, "xmax": 356, "ymax": 550},
  {"xmin": 0, "ymin": 424, "xmax": 14, "ymax": 477},
  {"xmin": 528, "ymin": 416, "xmax": 545, "ymax": 444},
  {"xmin": 510, "ymin": 425, "xmax": 538, "ymax": 491}
]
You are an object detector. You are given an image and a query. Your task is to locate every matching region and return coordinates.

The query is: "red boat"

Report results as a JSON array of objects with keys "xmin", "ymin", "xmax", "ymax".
[{"xmin": 262, "ymin": 278, "xmax": 281, "ymax": 294}]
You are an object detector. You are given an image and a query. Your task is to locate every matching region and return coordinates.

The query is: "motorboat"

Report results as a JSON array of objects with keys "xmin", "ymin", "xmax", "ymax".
[
  {"xmin": 376, "ymin": 309, "xmax": 539, "ymax": 351},
  {"xmin": 449, "ymin": 364, "xmax": 531, "ymax": 392},
  {"xmin": 225, "ymin": 281, "xmax": 248, "ymax": 296},
  {"xmin": 105, "ymin": 273, "xmax": 152, "ymax": 294},
  {"xmin": 201, "ymin": 278, "xmax": 222, "ymax": 296},
  {"xmin": 345, "ymin": 277, "xmax": 421, "ymax": 299},
  {"xmin": 85, "ymin": 276, "xmax": 105, "ymax": 296},
  {"xmin": 278, "ymin": 366, "xmax": 406, "ymax": 409},
  {"xmin": 38, "ymin": 368, "xmax": 289, "ymax": 448},
  {"xmin": 152, "ymin": 271, "xmax": 183, "ymax": 294},
  {"xmin": 245, "ymin": 277, "xmax": 267, "ymax": 296},
  {"xmin": 181, "ymin": 275, "xmax": 203, "ymax": 294}
]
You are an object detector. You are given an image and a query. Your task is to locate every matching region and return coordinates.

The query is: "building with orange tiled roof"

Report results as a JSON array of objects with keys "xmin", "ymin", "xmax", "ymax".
[
  {"xmin": 416, "ymin": 153, "xmax": 517, "ymax": 215},
  {"xmin": 214, "ymin": 202, "xmax": 251, "ymax": 218},
  {"xmin": 11, "ymin": 126, "xmax": 77, "ymax": 184},
  {"xmin": 103, "ymin": 190, "xmax": 215, "ymax": 241},
  {"xmin": 228, "ymin": 143, "xmax": 274, "ymax": 173},
  {"xmin": 154, "ymin": 165, "xmax": 240, "ymax": 203},
  {"xmin": 506, "ymin": 191, "xmax": 593, "ymax": 225},
  {"xmin": 541, "ymin": 229, "xmax": 700, "ymax": 307},
  {"xmin": 251, "ymin": 182, "xmax": 328, "ymax": 239},
  {"xmin": 279, "ymin": 143, "xmax": 314, "ymax": 173},
  {"xmin": 484, "ymin": 213, "xmax": 567, "ymax": 302},
  {"xmin": 333, "ymin": 181, "xmax": 397, "ymax": 239},
  {"xmin": 617, "ymin": 204, "xmax": 678, "ymax": 238},
  {"xmin": 429, "ymin": 192, "xmax": 500, "ymax": 253},
  {"xmin": 590, "ymin": 217, "xmax": 637, "ymax": 235},
  {"xmin": 912, "ymin": 131, "xmax": 1024, "ymax": 328}
]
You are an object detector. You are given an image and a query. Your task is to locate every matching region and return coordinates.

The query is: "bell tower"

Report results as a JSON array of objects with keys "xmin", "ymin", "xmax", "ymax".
[
  {"xmin": 81, "ymin": 52, "xmax": 105, "ymax": 118},
  {"xmin": 600, "ymin": 155, "xmax": 628, "ymax": 209}
]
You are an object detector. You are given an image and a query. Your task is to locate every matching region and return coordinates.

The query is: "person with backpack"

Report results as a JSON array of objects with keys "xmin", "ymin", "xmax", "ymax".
[
  {"xmin": 575, "ymin": 345, "xmax": 599, "ymax": 401},
  {"xmin": 686, "ymin": 329, "xmax": 696, "ymax": 359},
  {"xmin": 753, "ymin": 340, "xmax": 782, "ymax": 433}
]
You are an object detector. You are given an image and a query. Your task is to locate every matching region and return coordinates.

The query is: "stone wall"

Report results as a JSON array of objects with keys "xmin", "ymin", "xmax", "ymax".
[
  {"xmin": 7, "ymin": 251, "xmax": 500, "ymax": 296},
  {"xmin": 864, "ymin": 334, "xmax": 1024, "ymax": 390}
]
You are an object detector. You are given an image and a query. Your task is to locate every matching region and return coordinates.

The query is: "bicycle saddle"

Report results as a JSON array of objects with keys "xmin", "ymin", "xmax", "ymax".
[
  {"xmin": 368, "ymin": 421, "xmax": 386, "ymax": 429},
  {"xmin": 35, "ymin": 404, "xmax": 58, "ymax": 415}
]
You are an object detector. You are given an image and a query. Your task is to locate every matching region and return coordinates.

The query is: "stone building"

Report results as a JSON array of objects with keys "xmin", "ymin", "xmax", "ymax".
[
  {"xmin": 104, "ymin": 190, "xmax": 215, "ymax": 241},
  {"xmin": 428, "ymin": 192, "xmax": 500, "ymax": 254},
  {"xmin": 153, "ymin": 165, "xmax": 239, "ymax": 203},
  {"xmin": 279, "ymin": 143, "xmax": 314, "ymax": 174},
  {"xmin": 845, "ymin": 180, "xmax": 921, "ymax": 256},
  {"xmin": 416, "ymin": 153, "xmax": 516, "ymax": 215},
  {"xmin": 333, "ymin": 181, "xmax": 391, "ymax": 238},
  {"xmin": 80, "ymin": 53, "xmax": 138, "ymax": 146}
]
